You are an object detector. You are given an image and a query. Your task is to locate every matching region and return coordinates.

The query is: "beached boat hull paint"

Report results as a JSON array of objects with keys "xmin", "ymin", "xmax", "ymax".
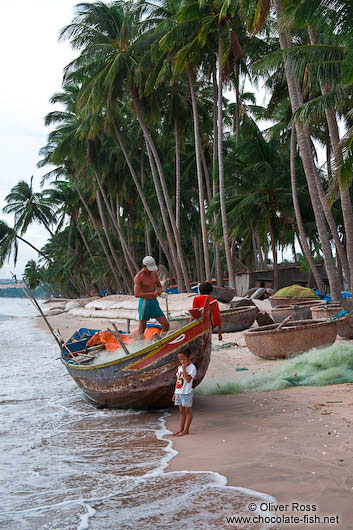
[
  {"xmin": 269, "ymin": 296, "xmax": 319, "ymax": 308},
  {"xmin": 311, "ymin": 305, "xmax": 353, "ymax": 339},
  {"xmin": 244, "ymin": 319, "xmax": 337, "ymax": 359},
  {"xmin": 211, "ymin": 286, "xmax": 236, "ymax": 304},
  {"xmin": 213, "ymin": 306, "xmax": 258, "ymax": 333},
  {"xmin": 61, "ymin": 302, "xmax": 212, "ymax": 410}
]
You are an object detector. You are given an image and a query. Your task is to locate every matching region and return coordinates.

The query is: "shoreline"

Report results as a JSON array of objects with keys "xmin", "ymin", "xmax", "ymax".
[{"xmin": 35, "ymin": 301, "xmax": 353, "ymax": 527}]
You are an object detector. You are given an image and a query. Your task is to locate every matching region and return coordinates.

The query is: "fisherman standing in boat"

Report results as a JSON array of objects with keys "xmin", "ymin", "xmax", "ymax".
[{"xmin": 134, "ymin": 256, "xmax": 170, "ymax": 338}]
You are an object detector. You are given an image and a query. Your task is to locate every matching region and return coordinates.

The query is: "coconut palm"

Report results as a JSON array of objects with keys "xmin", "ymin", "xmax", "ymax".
[
  {"xmin": 0, "ymin": 219, "xmax": 52, "ymax": 267},
  {"xmin": 59, "ymin": 0, "xmax": 191, "ymax": 291},
  {"xmin": 239, "ymin": 0, "xmax": 342, "ymax": 299},
  {"xmin": 3, "ymin": 177, "xmax": 56, "ymax": 236}
]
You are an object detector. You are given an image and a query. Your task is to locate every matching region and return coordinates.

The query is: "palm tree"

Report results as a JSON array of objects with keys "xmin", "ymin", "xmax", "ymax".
[
  {"xmin": 0, "ymin": 219, "xmax": 52, "ymax": 267},
  {"xmin": 3, "ymin": 177, "xmax": 56, "ymax": 236},
  {"xmin": 23, "ymin": 260, "xmax": 42, "ymax": 289},
  {"xmin": 240, "ymin": 0, "xmax": 342, "ymax": 299},
  {"xmin": 59, "ymin": 0, "xmax": 191, "ymax": 291}
]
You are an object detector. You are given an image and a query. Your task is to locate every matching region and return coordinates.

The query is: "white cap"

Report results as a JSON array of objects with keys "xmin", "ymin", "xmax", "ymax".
[{"xmin": 142, "ymin": 256, "xmax": 157, "ymax": 271}]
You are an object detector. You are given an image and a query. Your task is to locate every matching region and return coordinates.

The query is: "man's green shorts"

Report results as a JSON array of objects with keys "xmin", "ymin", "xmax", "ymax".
[{"xmin": 138, "ymin": 298, "xmax": 165, "ymax": 321}]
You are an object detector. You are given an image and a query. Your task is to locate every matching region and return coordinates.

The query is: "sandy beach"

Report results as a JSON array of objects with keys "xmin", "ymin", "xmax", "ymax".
[{"xmin": 37, "ymin": 298, "xmax": 353, "ymax": 528}]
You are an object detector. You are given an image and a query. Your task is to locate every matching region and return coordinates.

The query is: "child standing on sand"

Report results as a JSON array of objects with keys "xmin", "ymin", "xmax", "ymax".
[{"xmin": 173, "ymin": 350, "xmax": 196, "ymax": 437}]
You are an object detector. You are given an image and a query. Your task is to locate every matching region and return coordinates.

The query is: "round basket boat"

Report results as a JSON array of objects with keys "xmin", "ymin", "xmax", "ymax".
[
  {"xmin": 311, "ymin": 304, "xmax": 353, "ymax": 339},
  {"xmin": 244, "ymin": 319, "xmax": 337, "ymax": 359},
  {"xmin": 213, "ymin": 306, "xmax": 258, "ymax": 333},
  {"xmin": 269, "ymin": 296, "xmax": 319, "ymax": 308},
  {"xmin": 271, "ymin": 300, "xmax": 323, "ymax": 323}
]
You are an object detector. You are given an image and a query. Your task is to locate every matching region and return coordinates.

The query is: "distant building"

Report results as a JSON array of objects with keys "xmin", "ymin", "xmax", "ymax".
[{"xmin": 235, "ymin": 263, "xmax": 327, "ymax": 296}]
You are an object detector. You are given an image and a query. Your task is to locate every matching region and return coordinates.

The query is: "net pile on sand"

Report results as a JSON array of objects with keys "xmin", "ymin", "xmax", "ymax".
[
  {"xmin": 274, "ymin": 285, "xmax": 318, "ymax": 298},
  {"xmin": 196, "ymin": 344, "xmax": 353, "ymax": 395}
]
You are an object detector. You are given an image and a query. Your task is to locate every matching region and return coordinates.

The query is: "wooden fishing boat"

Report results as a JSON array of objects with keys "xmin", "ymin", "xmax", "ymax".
[
  {"xmin": 213, "ymin": 306, "xmax": 258, "ymax": 333},
  {"xmin": 269, "ymin": 296, "xmax": 319, "ymax": 308},
  {"xmin": 271, "ymin": 300, "xmax": 323, "ymax": 323},
  {"xmin": 211, "ymin": 286, "xmax": 237, "ymax": 304},
  {"xmin": 168, "ymin": 315, "xmax": 190, "ymax": 330},
  {"xmin": 311, "ymin": 304, "xmax": 353, "ymax": 339},
  {"xmin": 244, "ymin": 319, "xmax": 337, "ymax": 359},
  {"xmin": 61, "ymin": 299, "xmax": 212, "ymax": 410}
]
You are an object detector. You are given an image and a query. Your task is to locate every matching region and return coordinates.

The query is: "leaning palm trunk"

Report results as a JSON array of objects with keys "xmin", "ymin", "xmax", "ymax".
[
  {"xmin": 113, "ymin": 124, "xmax": 173, "ymax": 269},
  {"xmin": 130, "ymin": 89, "xmax": 191, "ymax": 292},
  {"xmin": 268, "ymin": 218, "xmax": 278, "ymax": 292},
  {"xmin": 76, "ymin": 222, "xmax": 97, "ymax": 264},
  {"xmin": 74, "ymin": 179, "xmax": 122, "ymax": 291},
  {"xmin": 273, "ymin": 0, "xmax": 340, "ymax": 300},
  {"xmin": 290, "ymin": 128, "xmax": 324, "ymax": 292},
  {"xmin": 175, "ymin": 122, "xmax": 181, "ymax": 232},
  {"xmin": 217, "ymin": 38, "xmax": 235, "ymax": 289},
  {"xmin": 307, "ymin": 28, "xmax": 353, "ymax": 291},
  {"xmin": 96, "ymin": 191, "xmax": 131, "ymax": 292},
  {"xmin": 144, "ymin": 139, "xmax": 185, "ymax": 290},
  {"xmin": 212, "ymin": 68, "xmax": 223, "ymax": 286},
  {"xmin": 187, "ymin": 64, "xmax": 211, "ymax": 282},
  {"xmin": 95, "ymin": 174, "xmax": 138, "ymax": 281}
]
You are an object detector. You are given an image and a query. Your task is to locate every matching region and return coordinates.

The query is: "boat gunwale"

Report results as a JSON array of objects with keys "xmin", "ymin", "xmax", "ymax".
[
  {"xmin": 61, "ymin": 318, "xmax": 202, "ymax": 371},
  {"xmin": 219, "ymin": 306, "xmax": 258, "ymax": 316},
  {"xmin": 244, "ymin": 319, "xmax": 336, "ymax": 337}
]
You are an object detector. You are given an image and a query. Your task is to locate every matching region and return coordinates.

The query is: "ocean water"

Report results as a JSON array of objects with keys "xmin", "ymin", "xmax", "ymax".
[{"xmin": 0, "ymin": 298, "xmax": 276, "ymax": 529}]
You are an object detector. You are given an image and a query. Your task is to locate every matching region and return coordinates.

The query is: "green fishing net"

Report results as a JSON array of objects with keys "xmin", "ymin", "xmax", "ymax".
[
  {"xmin": 196, "ymin": 344, "xmax": 353, "ymax": 395},
  {"xmin": 274, "ymin": 284, "xmax": 318, "ymax": 298}
]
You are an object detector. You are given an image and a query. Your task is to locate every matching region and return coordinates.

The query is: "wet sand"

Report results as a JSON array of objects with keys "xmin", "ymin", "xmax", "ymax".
[{"xmin": 37, "ymin": 304, "xmax": 353, "ymax": 528}]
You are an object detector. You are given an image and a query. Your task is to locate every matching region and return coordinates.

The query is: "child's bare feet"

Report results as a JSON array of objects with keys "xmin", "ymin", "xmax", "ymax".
[
  {"xmin": 176, "ymin": 430, "xmax": 189, "ymax": 437},
  {"xmin": 171, "ymin": 431, "xmax": 182, "ymax": 436}
]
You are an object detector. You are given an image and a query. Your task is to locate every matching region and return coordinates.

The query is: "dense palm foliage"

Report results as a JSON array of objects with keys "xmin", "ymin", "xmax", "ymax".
[{"xmin": 1, "ymin": 0, "xmax": 353, "ymax": 299}]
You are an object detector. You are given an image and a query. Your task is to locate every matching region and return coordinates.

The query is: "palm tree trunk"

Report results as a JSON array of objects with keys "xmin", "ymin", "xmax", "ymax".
[
  {"xmin": 273, "ymin": 0, "xmax": 340, "ymax": 300},
  {"xmin": 113, "ymin": 123, "xmax": 173, "ymax": 268},
  {"xmin": 234, "ymin": 61, "xmax": 241, "ymax": 145},
  {"xmin": 201, "ymin": 149, "xmax": 213, "ymax": 204},
  {"xmin": 268, "ymin": 218, "xmax": 279, "ymax": 292},
  {"xmin": 74, "ymin": 179, "xmax": 122, "ymax": 291},
  {"xmin": 217, "ymin": 38, "xmax": 235, "ymax": 288},
  {"xmin": 308, "ymin": 26, "xmax": 353, "ymax": 291},
  {"xmin": 95, "ymin": 174, "xmax": 138, "ymax": 279},
  {"xmin": 130, "ymin": 89, "xmax": 191, "ymax": 292},
  {"xmin": 96, "ymin": 190, "xmax": 130, "ymax": 292},
  {"xmin": 14, "ymin": 234, "xmax": 53, "ymax": 263},
  {"xmin": 212, "ymin": 68, "xmax": 223, "ymax": 286},
  {"xmin": 76, "ymin": 223, "xmax": 96, "ymax": 264},
  {"xmin": 145, "ymin": 139, "xmax": 185, "ymax": 292},
  {"xmin": 290, "ymin": 127, "xmax": 324, "ymax": 292},
  {"xmin": 187, "ymin": 63, "xmax": 211, "ymax": 282},
  {"xmin": 175, "ymin": 121, "xmax": 181, "ymax": 232}
]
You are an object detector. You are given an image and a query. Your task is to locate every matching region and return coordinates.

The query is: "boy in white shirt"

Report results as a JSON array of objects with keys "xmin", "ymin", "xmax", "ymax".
[{"xmin": 172, "ymin": 350, "xmax": 197, "ymax": 437}]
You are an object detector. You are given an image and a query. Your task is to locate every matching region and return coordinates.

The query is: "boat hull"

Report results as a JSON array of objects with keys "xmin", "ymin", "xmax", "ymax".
[
  {"xmin": 244, "ymin": 319, "xmax": 337, "ymax": 359},
  {"xmin": 62, "ymin": 304, "xmax": 212, "ymax": 409},
  {"xmin": 311, "ymin": 305, "xmax": 353, "ymax": 339},
  {"xmin": 213, "ymin": 306, "xmax": 258, "ymax": 333},
  {"xmin": 271, "ymin": 300, "xmax": 323, "ymax": 323},
  {"xmin": 269, "ymin": 296, "xmax": 319, "ymax": 308}
]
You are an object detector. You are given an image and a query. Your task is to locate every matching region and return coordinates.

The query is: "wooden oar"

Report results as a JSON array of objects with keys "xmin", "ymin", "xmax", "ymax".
[
  {"xmin": 277, "ymin": 315, "xmax": 292, "ymax": 329},
  {"xmin": 111, "ymin": 323, "xmax": 130, "ymax": 356}
]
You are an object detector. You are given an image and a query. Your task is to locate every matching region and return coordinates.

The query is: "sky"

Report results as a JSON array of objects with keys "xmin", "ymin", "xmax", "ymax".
[{"xmin": 0, "ymin": 1, "xmax": 80, "ymax": 278}]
